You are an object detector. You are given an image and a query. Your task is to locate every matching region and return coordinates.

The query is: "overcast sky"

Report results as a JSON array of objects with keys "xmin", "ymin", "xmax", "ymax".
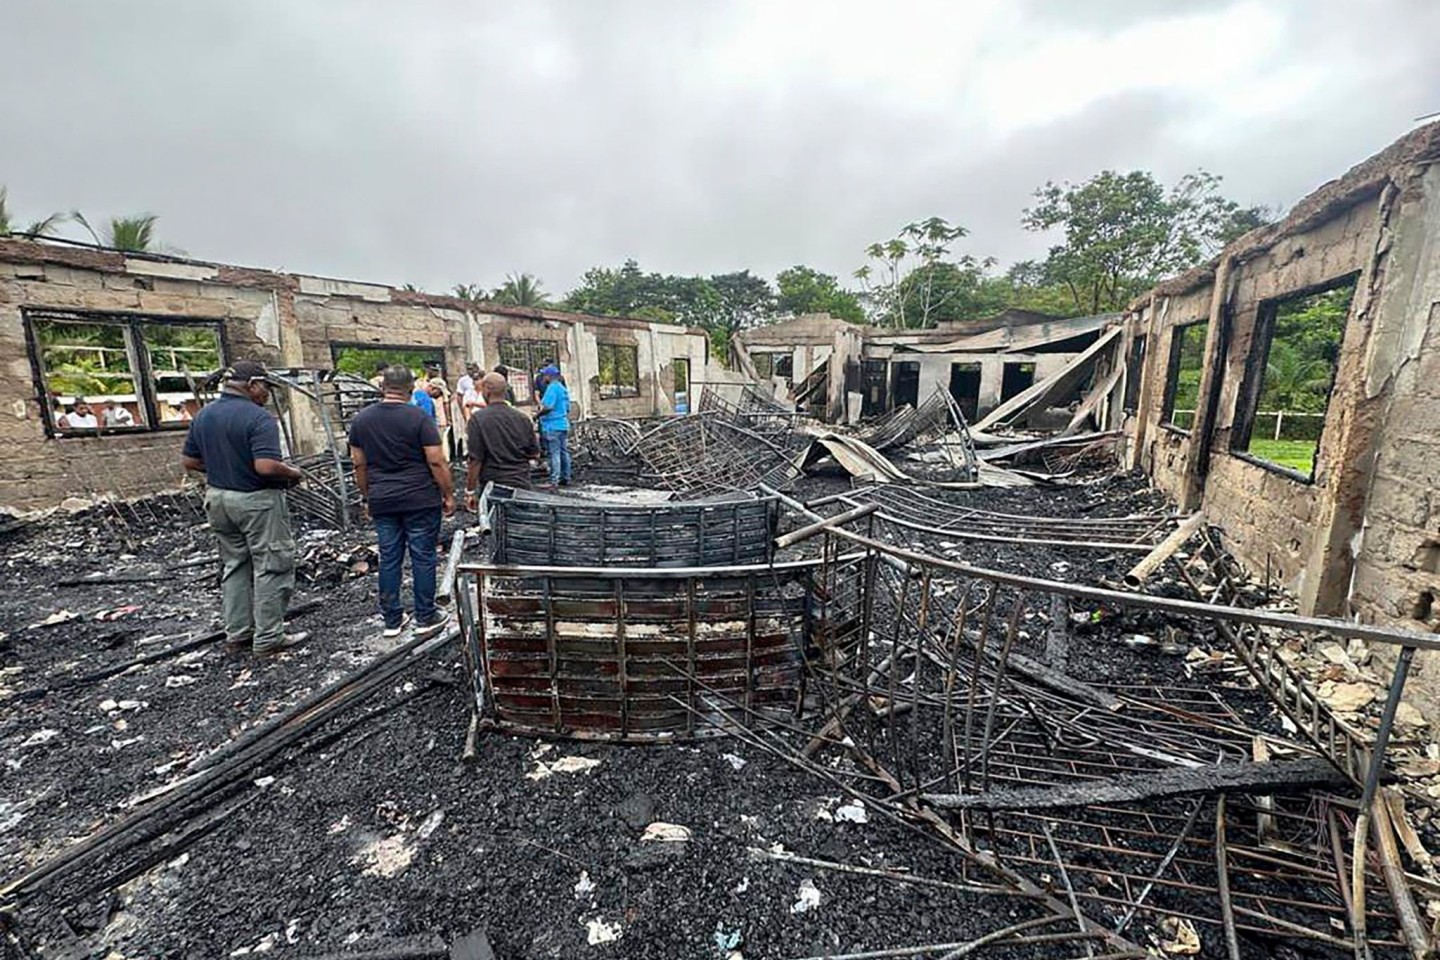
[{"xmin": 4, "ymin": 1, "xmax": 1439, "ymax": 297}]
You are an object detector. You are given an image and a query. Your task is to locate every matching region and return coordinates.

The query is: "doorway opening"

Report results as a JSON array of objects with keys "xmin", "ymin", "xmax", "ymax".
[
  {"xmin": 1001, "ymin": 361, "xmax": 1035, "ymax": 402},
  {"xmin": 892, "ymin": 361, "xmax": 920, "ymax": 409},
  {"xmin": 948, "ymin": 363, "xmax": 981, "ymax": 421}
]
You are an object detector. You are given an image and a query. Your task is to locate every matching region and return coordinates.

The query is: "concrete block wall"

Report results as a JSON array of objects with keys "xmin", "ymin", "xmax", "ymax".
[
  {"xmin": 1348, "ymin": 163, "xmax": 1440, "ymax": 690},
  {"xmin": 1122, "ymin": 121, "xmax": 1440, "ymax": 703},
  {"xmin": 0, "ymin": 240, "xmax": 711, "ymax": 511}
]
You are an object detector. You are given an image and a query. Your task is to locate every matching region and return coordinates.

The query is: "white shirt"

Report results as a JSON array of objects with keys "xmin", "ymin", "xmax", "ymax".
[
  {"xmin": 104, "ymin": 406, "xmax": 135, "ymax": 427},
  {"xmin": 64, "ymin": 412, "xmax": 98, "ymax": 429},
  {"xmin": 457, "ymin": 374, "xmax": 475, "ymax": 396}
]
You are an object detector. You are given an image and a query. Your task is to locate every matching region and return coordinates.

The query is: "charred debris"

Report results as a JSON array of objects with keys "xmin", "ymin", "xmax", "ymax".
[{"xmin": 1, "ymin": 389, "xmax": 1438, "ymax": 960}]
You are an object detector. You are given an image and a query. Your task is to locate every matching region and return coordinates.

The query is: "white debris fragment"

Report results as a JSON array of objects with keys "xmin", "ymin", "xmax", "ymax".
[
  {"xmin": 164, "ymin": 675, "xmax": 198, "ymax": 688},
  {"xmin": 353, "ymin": 834, "xmax": 415, "ymax": 878},
  {"xmin": 99, "ymin": 699, "xmax": 119, "ymax": 712},
  {"xmin": 640, "ymin": 822, "xmax": 692, "ymax": 843},
  {"xmin": 110, "ymin": 736, "xmax": 143, "ymax": 751},
  {"xmin": 21, "ymin": 729, "xmax": 59, "ymax": 748},
  {"xmin": 789, "ymin": 878, "xmax": 822, "ymax": 914},
  {"xmin": 834, "ymin": 800, "xmax": 869, "ymax": 824},
  {"xmin": 528, "ymin": 755, "xmax": 602, "ymax": 781},
  {"xmin": 328, "ymin": 815, "xmax": 352, "ymax": 835},
  {"xmin": 253, "ymin": 776, "xmax": 276, "ymax": 789},
  {"xmin": 416, "ymin": 809, "xmax": 445, "ymax": 840},
  {"xmin": 585, "ymin": 917, "xmax": 622, "ymax": 945},
  {"xmin": 574, "ymin": 870, "xmax": 596, "ymax": 898},
  {"xmin": 732, "ymin": 876, "xmax": 750, "ymax": 895},
  {"xmin": 721, "ymin": 753, "xmax": 747, "ymax": 771},
  {"xmin": 285, "ymin": 918, "xmax": 302, "ymax": 944}
]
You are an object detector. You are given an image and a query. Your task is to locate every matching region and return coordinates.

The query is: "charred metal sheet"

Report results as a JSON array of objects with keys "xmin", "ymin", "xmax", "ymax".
[
  {"xmin": 488, "ymin": 485, "xmax": 778, "ymax": 567},
  {"xmin": 853, "ymin": 386, "xmax": 978, "ymax": 482},
  {"xmin": 456, "ymin": 555, "xmax": 865, "ymax": 742},
  {"xmin": 632, "ymin": 414, "xmax": 805, "ymax": 498}
]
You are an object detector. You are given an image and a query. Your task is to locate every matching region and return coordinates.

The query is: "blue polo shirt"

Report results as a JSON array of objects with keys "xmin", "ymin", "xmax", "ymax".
[
  {"xmin": 539, "ymin": 379, "xmax": 570, "ymax": 432},
  {"xmin": 182, "ymin": 392, "xmax": 285, "ymax": 492}
]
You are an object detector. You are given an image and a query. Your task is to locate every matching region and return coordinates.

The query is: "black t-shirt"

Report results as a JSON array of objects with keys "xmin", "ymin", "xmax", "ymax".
[
  {"xmin": 347, "ymin": 402, "xmax": 443, "ymax": 514},
  {"xmin": 182, "ymin": 393, "xmax": 285, "ymax": 492},
  {"xmin": 466, "ymin": 403, "xmax": 540, "ymax": 490}
]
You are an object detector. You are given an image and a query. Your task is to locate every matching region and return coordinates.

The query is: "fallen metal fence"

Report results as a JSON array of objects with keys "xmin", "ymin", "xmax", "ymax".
[{"xmin": 745, "ymin": 495, "xmax": 1437, "ymax": 958}]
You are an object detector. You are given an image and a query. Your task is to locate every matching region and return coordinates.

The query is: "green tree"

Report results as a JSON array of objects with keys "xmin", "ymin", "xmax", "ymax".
[
  {"xmin": 1022, "ymin": 170, "xmax": 1256, "ymax": 314},
  {"xmin": 492, "ymin": 272, "xmax": 551, "ymax": 308},
  {"xmin": 452, "ymin": 283, "xmax": 486, "ymax": 302},
  {"xmin": 775, "ymin": 265, "xmax": 865, "ymax": 323},
  {"xmin": 0, "ymin": 187, "xmax": 67, "ymax": 237},
  {"xmin": 854, "ymin": 217, "xmax": 971, "ymax": 328},
  {"xmin": 73, "ymin": 211, "xmax": 162, "ymax": 252},
  {"xmin": 1259, "ymin": 340, "xmax": 1332, "ymax": 413}
]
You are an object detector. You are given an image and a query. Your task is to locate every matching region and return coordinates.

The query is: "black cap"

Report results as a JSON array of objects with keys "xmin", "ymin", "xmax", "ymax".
[{"xmin": 229, "ymin": 360, "xmax": 268, "ymax": 382}]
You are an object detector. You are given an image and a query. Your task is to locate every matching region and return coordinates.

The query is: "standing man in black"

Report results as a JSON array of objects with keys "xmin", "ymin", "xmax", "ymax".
[
  {"xmin": 465, "ymin": 372, "xmax": 540, "ymax": 512},
  {"xmin": 181, "ymin": 360, "xmax": 308, "ymax": 657},
  {"xmin": 348, "ymin": 365, "xmax": 455, "ymax": 639}
]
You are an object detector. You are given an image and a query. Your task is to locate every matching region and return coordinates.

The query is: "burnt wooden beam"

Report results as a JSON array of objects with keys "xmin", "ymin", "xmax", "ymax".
[{"xmin": 922, "ymin": 757, "xmax": 1348, "ymax": 811}]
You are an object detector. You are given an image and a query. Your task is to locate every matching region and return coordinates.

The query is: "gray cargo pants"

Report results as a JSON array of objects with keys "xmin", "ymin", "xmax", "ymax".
[{"xmin": 204, "ymin": 487, "xmax": 296, "ymax": 650}]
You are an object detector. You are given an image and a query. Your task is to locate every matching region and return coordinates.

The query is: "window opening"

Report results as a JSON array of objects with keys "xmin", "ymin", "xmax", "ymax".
[
  {"xmin": 1232, "ymin": 277, "xmax": 1356, "ymax": 480},
  {"xmin": 597, "ymin": 343, "xmax": 640, "ymax": 399},
  {"xmin": 1162, "ymin": 321, "xmax": 1208, "ymax": 432}
]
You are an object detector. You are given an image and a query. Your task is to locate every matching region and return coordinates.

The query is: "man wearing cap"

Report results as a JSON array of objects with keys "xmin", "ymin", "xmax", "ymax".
[
  {"xmin": 535, "ymin": 364, "xmax": 572, "ymax": 489},
  {"xmin": 181, "ymin": 360, "xmax": 307, "ymax": 657}
]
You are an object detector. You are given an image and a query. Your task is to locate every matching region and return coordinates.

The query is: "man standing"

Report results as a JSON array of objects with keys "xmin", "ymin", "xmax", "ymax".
[
  {"xmin": 536, "ymin": 367, "xmax": 572, "ymax": 489},
  {"xmin": 348, "ymin": 366, "xmax": 455, "ymax": 639},
  {"xmin": 181, "ymin": 360, "xmax": 307, "ymax": 657},
  {"xmin": 465, "ymin": 372, "xmax": 540, "ymax": 510},
  {"xmin": 58, "ymin": 398, "xmax": 98, "ymax": 432}
]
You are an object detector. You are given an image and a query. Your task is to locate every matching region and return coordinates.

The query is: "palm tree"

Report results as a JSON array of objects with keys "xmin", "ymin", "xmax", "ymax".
[
  {"xmin": 1261, "ymin": 340, "xmax": 1332, "ymax": 412},
  {"xmin": 452, "ymin": 283, "xmax": 486, "ymax": 302},
  {"xmin": 72, "ymin": 211, "xmax": 160, "ymax": 252},
  {"xmin": 492, "ymin": 272, "xmax": 550, "ymax": 308},
  {"xmin": 0, "ymin": 187, "xmax": 67, "ymax": 237}
]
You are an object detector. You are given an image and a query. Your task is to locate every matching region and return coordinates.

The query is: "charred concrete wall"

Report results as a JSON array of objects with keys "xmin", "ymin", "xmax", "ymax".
[
  {"xmin": 0, "ymin": 240, "xmax": 709, "ymax": 511},
  {"xmin": 1123, "ymin": 121, "xmax": 1440, "ymax": 698}
]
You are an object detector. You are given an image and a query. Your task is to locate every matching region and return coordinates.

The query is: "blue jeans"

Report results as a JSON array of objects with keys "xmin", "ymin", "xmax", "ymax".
[
  {"xmin": 543, "ymin": 429, "xmax": 572, "ymax": 484},
  {"xmin": 373, "ymin": 507, "xmax": 441, "ymax": 627}
]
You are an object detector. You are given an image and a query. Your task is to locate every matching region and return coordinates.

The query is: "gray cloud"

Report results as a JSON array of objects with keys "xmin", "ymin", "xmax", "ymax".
[{"xmin": 3, "ymin": 0, "xmax": 1438, "ymax": 299}]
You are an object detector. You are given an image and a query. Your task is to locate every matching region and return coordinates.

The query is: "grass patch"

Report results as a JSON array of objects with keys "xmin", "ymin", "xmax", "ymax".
[{"xmin": 1247, "ymin": 438, "xmax": 1317, "ymax": 474}]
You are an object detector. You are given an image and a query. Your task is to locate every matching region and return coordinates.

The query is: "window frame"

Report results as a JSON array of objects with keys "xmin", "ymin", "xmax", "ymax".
[
  {"xmin": 497, "ymin": 338, "xmax": 563, "ymax": 406},
  {"xmin": 24, "ymin": 307, "xmax": 227, "ymax": 439},
  {"xmin": 1122, "ymin": 333, "xmax": 1147, "ymax": 414},
  {"xmin": 596, "ymin": 342, "xmax": 640, "ymax": 399},
  {"xmin": 1160, "ymin": 320, "xmax": 1208, "ymax": 436},
  {"xmin": 1228, "ymin": 273, "xmax": 1358, "ymax": 484}
]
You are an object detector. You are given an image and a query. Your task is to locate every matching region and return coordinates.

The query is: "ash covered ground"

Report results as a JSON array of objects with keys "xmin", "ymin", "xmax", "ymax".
[{"xmin": 0, "ymin": 466, "xmax": 1295, "ymax": 959}]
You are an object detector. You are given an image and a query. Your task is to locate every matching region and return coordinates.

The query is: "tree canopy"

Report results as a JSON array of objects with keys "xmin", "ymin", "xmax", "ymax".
[{"xmin": 1021, "ymin": 169, "xmax": 1269, "ymax": 314}]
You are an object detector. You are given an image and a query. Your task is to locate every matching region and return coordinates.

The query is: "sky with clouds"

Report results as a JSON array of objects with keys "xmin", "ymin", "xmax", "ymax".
[{"xmin": 4, "ymin": 0, "xmax": 1438, "ymax": 296}]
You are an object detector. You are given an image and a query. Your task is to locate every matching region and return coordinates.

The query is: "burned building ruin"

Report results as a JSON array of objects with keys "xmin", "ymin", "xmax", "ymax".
[{"xmin": 1, "ymin": 122, "xmax": 1440, "ymax": 959}]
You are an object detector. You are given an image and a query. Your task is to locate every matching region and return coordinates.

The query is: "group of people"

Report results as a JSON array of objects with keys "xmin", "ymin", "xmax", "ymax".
[
  {"xmin": 180, "ymin": 355, "xmax": 573, "ymax": 657},
  {"xmin": 54, "ymin": 397, "xmax": 138, "ymax": 432}
]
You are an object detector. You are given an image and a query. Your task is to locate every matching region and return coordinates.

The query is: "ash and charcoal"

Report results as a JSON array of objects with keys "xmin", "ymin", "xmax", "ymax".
[{"xmin": 1, "ymin": 436, "xmax": 1436, "ymax": 959}]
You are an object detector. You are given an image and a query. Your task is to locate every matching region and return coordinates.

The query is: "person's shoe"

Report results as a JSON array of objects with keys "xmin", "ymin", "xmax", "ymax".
[
  {"xmin": 559, "ymin": 479, "xmax": 570, "ymax": 487},
  {"xmin": 413, "ymin": 612, "xmax": 449, "ymax": 639},
  {"xmin": 221, "ymin": 633, "xmax": 253, "ymax": 656},
  {"xmin": 382, "ymin": 613, "xmax": 412, "ymax": 639},
  {"xmin": 254, "ymin": 632, "xmax": 309, "ymax": 657}
]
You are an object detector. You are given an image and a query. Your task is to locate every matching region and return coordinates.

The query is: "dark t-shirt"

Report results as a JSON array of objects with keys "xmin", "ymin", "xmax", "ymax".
[
  {"xmin": 466, "ymin": 403, "xmax": 540, "ymax": 490},
  {"xmin": 182, "ymin": 392, "xmax": 285, "ymax": 492},
  {"xmin": 348, "ymin": 401, "xmax": 443, "ymax": 514}
]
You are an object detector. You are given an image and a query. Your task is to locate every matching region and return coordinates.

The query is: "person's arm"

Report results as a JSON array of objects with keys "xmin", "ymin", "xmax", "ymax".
[
  {"xmin": 181, "ymin": 423, "xmax": 204, "ymax": 474},
  {"xmin": 249, "ymin": 416, "xmax": 303, "ymax": 485},
  {"xmin": 465, "ymin": 415, "xmax": 483, "ymax": 512},
  {"xmin": 425, "ymin": 444, "xmax": 454, "ymax": 514},
  {"xmin": 349, "ymin": 444, "xmax": 369, "ymax": 501}
]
